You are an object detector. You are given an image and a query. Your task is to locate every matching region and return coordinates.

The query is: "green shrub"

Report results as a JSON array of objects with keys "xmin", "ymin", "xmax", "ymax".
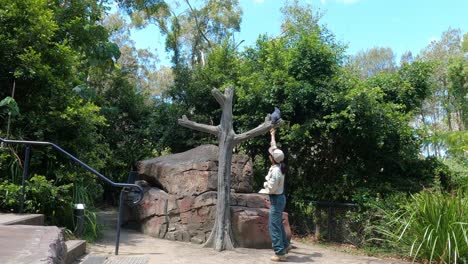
[
  {"xmin": 81, "ymin": 209, "xmax": 101, "ymax": 241},
  {"xmin": 0, "ymin": 175, "xmax": 74, "ymax": 224},
  {"xmin": 0, "ymin": 175, "xmax": 102, "ymax": 241},
  {"xmin": 0, "ymin": 146, "xmax": 22, "ymax": 184},
  {"xmin": 73, "ymin": 179, "xmax": 103, "ymax": 241},
  {"xmin": 0, "ymin": 180, "xmax": 22, "ymax": 210},
  {"xmin": 377, "ymin": 191, "xmax": 467, "ymax": 263},
  {"xmin": 344, "ymin": 191, "xmax": 409, "ymax": 248},
  {"xmin": 443, "ymin": 158, "xmax": 468, "ymax": 193},
  {"xmin": 288, "ymin": 198, "xmax": 316, "ymax": 235}
]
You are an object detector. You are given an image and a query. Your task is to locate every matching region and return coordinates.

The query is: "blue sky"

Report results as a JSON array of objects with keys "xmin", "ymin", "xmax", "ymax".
[{"xmin": 130, "ymin": 0, "xmax": 467, "ymax": 66}]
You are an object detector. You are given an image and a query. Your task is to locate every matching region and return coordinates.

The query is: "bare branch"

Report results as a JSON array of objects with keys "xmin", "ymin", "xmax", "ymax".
[
  {"xmin": 211, "ymin": 88, "xmax": 226, "ymax": 106},
  {"xmin": 178, "ymin": 115, "xmax": 220, "ymax": 136},
  {"xmin": 234, "ymin": 116, "xmax": 282, "ymax": 145},
  {"xmin": 224, "ymin": 85, "xmax": 234, "ymax": 97},
  {"xmin": 184, "ymin": 0, "xmax": 212, "ymax": 48}
]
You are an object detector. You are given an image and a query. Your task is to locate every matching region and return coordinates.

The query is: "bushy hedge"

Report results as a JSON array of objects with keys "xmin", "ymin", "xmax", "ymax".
[
  {"xmin": 377, "ymin": 190, "xmax": 467, "ymax": 263},
  {"xmin": 0, "ymin": 174, "xmax": 102, "ymax": 240},
  {"xmin": 0, "ymin": 175, "xmax": 73, "ymax": 224}
]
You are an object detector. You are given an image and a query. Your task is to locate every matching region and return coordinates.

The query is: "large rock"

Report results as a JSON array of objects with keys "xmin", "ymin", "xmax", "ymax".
[
  {"xmin": 142, "ymin": 215, "xmax": 168, "ymax": 239},
  {"xmin": 127, "ymin": 188, "xmax": 292, "ymax": 248},
  {"xmin": 231, "ymin": 193, "xmax": 291, "ymax": 248},
  {"xmin": 129, "ymin": 190, "xmax": 217, "ymax": 242},
  {"xmin": 138, "ymin": 145, "xmax": 253, "ymax": 194},
  {"xmin": 231, "ymin": 193, "xmax": 270, "ymax": 208},
  {"xmin": 137, "ymin": 187, "xmax": 169, "ymax": 219},
  {"xmin": 232, "ymin": 207, "xmax": 292, "ymax": 248},
  {"xmin": 127, "ymin": 145, "xmax": 291, "ymax": 249}
]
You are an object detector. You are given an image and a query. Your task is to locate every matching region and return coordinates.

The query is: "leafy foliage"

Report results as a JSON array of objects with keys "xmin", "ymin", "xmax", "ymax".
[
  {"xmin": 155, "ymin": 0, "xmax": 448, "ymax": 207},
  {"xmin": 348, "ymin": 47, "xmax": 397, "ymax": 79},
  {"xmin": 377, "ymin": 191, "xmax": 467, "ymax": 263},
  {"xmin": 0, "ymin": 97, "xmax": 19, "ymax": 117},
  {"xmin": 0, "ymin": 0, "xmax": 156, "ymax": 240},
  {"xmin": 443, "ymin": 158, "xmax": 468, "ymax": 193},
  {"xmin": 366, "ymin": 62, "xmax": 433, "ymax": 113},
  {"xmin": 0, "ymin": 175, "xmax": 73, "ymax": 225}
]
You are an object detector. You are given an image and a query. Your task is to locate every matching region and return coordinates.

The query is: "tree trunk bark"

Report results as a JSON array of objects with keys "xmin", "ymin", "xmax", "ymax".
[
  {"xmin": 456, "ymin": 110, "xmax": 464, "ymax": 131},
  {"xmin": 205, "ymin": 132, "xmax": 235, "ymax": 250},
  {"xmin": 204, "ymin": 86, "xmax": 236, "ymax": 251}
]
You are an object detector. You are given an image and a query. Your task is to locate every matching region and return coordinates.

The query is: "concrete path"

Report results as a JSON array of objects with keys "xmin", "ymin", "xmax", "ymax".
[
  {"xmin": 88, "ymin": 228, "xmax": 408, "ymax": 264},
  {"xmin": 86, "ymin": 214, "xmax": 409, "ymax": 264}
]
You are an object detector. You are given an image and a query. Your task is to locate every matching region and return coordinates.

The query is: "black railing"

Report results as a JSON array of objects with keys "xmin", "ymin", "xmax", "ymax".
[
  {"xmin": 0, "ymin": 136, "xmax": 144, "ymax": 255},
  {"xmin": 309, "ymin": 200, "xmax": 358, "ymax": 242}
]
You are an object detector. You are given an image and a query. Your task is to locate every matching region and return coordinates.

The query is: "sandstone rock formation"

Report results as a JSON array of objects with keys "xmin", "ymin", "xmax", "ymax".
[{"xmin": 125, "ymin": 145, "xmax": 291, "ymax": 248}]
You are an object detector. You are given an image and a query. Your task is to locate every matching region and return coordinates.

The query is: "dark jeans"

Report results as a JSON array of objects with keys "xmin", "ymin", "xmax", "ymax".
[{"xmin": 269, "ymin": 194, "xmax": 289, "ymax": 255}]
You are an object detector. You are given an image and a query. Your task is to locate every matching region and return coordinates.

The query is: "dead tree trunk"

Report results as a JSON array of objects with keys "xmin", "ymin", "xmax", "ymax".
[{"xmin": 178, "ymin": 85, "xmax": 280, "ymax": 251}]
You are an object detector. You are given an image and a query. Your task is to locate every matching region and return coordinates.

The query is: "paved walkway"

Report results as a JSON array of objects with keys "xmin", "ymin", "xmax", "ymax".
[{"xmin": 86, "ymin": 213, "xmax": 409, "ymax": 264}]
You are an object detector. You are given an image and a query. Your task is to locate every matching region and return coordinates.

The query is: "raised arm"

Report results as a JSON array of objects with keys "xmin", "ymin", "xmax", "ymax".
[{"xmin": 270, "ymin": 128, "xmax": 277, "ymax": 147}]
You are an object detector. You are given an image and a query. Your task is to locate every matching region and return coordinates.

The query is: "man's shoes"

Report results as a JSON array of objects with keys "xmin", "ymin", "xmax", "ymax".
[
  {"xmin": 285, "ymin": 244, "xmax": 294, "ymax": 253},
  {"xmin": 271, "ymin": 254, "xmax": 287, "ymax": 262}
]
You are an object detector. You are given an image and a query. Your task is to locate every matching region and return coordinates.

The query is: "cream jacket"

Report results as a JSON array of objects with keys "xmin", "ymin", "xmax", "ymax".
[{"xmin": 259, "ymin": 164, "xmax": 285, "ymax": 195}]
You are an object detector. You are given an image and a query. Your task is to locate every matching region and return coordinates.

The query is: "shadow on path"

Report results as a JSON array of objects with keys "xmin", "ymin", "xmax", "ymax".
[{"xmin": 286, "ymin": 250, "xmax": 322, "ymax": 263}]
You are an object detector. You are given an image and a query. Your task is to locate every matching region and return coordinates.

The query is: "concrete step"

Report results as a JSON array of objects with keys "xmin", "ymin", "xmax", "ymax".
[
  {"xmin": 0, "ymin": 225, "xmax": 66, "ymax": 264},
  {"xmin": 0, "ymin": 213, "xmax": 44, "ymax": 226},
  {"xmin": 66, "ymin": 240, "xmax": 87, "ymax": 264}
]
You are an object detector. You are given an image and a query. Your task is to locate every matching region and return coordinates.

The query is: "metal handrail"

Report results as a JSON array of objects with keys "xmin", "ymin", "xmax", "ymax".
[
  {"xmin": 0, "ymin": 136, "xmax": 144, "ymax": 255},
  {"xmin": 309, "ymin": 200, "xmax": 358, "ymax": 208},
  {"xmin": 0, "ymin": 136, "xmax": 144, "ymax": 202}
]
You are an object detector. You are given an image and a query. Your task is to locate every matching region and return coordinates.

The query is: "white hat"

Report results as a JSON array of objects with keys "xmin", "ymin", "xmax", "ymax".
[{"xmin": 268, "ymin": 147, "xmax": 284, "ymax": 163}]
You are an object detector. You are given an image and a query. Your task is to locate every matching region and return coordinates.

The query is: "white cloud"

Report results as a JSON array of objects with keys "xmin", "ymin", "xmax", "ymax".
[
  {"xmin": 320, "ymin": 0, "xmax": 327, "ymax": 4},
  {"xmin": 253, "ymin": 0, "xmax": 265, "ymax": 4}
]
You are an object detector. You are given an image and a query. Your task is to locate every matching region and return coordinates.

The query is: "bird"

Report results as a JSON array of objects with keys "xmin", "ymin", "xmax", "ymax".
[{"xmin": 271, "ymin": 107, "xmax": 281, "ymax": 124}]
